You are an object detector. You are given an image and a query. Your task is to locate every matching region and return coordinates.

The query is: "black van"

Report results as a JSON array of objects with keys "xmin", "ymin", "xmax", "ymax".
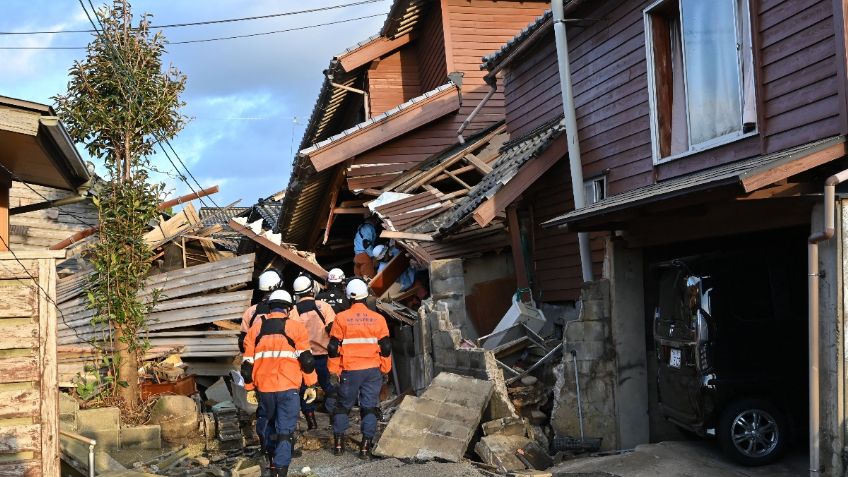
[{"xmin": 653, "ymin": 248, "xmax": 807, "ymax": 466}]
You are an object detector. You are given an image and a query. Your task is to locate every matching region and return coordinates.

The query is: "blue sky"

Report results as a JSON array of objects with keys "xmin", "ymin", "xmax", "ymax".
[{"xmin": 0, "ymin": 0, "xmax": 388, "ymax": 208}]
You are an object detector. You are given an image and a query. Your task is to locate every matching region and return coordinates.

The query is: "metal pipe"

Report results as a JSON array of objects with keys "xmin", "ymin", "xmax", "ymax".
[
  {"xmin": 330, "ymin": 81, "xmax": 370, "ymax": 119},
  {"xmin": 552, "ymin": 0, "xmax": 593, "ymax": 282},
  {"xmin": 60, "ymin": 429, "xmax": 96, "ymax": 477},
  {"xmin": 457, "ymin": 79, "xmax": 497, "ymax": 144},
  {"xmin": 808, "ymin": 168, "xmax": 848, "ymax": 476},
  {"xmin": 9, "ymin": 194, "xmax": 89, "ymax": 215},
  {"xmin": 157, "ymin": 185, "xmax": 219, "ymax": 210}
]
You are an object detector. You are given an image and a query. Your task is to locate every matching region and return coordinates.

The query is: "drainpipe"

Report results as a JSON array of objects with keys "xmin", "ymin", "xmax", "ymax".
[
  {"xmin": 457, "ymin": 78, "xmax": 497, "ymax": 145},
  {"xmin": 327, "ymin": 72, "xmax": 370, "ymax": 119},
  {"xmin": 808, "ymin": 168, "xmax": 848, "ymax": 476},
  {"xmin": 552, "ymin": 0, "xmax": 593, "ymax": 282},
  {"xmin": 9, "ymin": 177, "xmax": 93, "ymax": 215}
]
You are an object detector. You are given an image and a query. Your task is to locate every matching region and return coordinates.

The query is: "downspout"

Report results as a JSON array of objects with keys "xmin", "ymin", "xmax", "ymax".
[
  {"xmin": 457, "ymin": 77, "xmax": 497, "ymax": 145},
  {"xmin": 10, "ymin": 177, "xmax": 93, "ymax": 215},
  {"xmin": 552, "ymin": 0, "xmax": 593, "ymax": 282},
  {"xmin": 808, "ymin": 168, "xmax": 848, "ymax": 476}
]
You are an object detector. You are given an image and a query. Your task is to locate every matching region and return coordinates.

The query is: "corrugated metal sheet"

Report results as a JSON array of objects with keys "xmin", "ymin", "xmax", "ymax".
[{"xmin": 544, "ymin": 135, "xmax": 847, "ymax": 228}]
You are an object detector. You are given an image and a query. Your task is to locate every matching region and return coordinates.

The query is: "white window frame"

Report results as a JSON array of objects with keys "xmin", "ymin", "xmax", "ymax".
[
  {"xmin": 584, "ymin": 175, "xmax": 607, "ymax": 206},
  {"xmin": 643, "ymin": 0, "xmax": 757, "ymax": 165}
]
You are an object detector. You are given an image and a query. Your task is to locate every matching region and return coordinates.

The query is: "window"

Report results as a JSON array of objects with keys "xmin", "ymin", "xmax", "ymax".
[
  {"xmin": 645, "ymin": 0, "xmax": 756, "ymax": 163},
  {"xmin": 584, "ymin": 176, "xmax": 606, "ymax": 205}
]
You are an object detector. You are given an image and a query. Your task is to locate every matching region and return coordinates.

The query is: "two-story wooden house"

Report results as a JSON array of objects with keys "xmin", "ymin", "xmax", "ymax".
[{"xmin": 477, "ymin": 0, "xmax": 848, "ymax": 473}]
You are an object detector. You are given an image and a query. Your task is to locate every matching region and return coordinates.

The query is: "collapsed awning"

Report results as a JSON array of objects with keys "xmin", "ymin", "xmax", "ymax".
[{"xmin": 543, "ymin": 135, "xmax": 847, "ymax": 231}]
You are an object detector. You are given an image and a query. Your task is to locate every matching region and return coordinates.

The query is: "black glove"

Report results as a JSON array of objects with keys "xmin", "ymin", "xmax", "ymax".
[{"xmin": 330, "ymin": 374, "xmax": 340, "ymax": 388}]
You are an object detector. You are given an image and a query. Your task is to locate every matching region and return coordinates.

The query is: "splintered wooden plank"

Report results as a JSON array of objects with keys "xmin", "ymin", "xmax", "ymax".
[
  {"xmin": 0, "ymin": 424, "xmax": 40, "ymax": 453},
  {"xmin": 229, "ymin": 220, "xmax": 328, "ymax": 278},
  {"xmin": 370, "ymin": 253, "xmax": 410, "ymax": 298},
  {"xmin": 37, "ymin": 259, "xmax": 59, "ymax": 477},
  {"xmin": 0, "ymin": 261, "xmax": 38, "ymax": 280},
  {"xmin": 0, "ymin": 356, "xmax": 37, "ymax": 383},
  {"xmin": 0, "ymin": 284, "xmax": 35, "ymax": 319}
]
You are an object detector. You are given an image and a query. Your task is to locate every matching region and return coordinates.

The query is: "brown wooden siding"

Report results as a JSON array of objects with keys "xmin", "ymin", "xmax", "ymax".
[
  {"xmin": 503, "ymin": 0, "xmax": 844, "ymax": 197},
  {"xmin": 368, "ymin": 48, "xmax": 422, "ymax": 116},
  {"xmin": 520, "ymin": 159, "xmax": 605, "ymax": 302},
  {"xmin": 416, "ymin": 6, "xmax": 448, "ymax": 91},
  {"xmin": 444, "ymin": 0, "xmax": 550, "ymax": 136}
]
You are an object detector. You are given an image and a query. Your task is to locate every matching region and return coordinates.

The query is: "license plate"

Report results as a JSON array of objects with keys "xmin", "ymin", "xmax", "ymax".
[{"xmin": 669, "ymin": 348, "xmax": 682, "ymax": 368}]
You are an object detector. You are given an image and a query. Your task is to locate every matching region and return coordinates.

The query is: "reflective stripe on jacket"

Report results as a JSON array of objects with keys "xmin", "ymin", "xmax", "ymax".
[
  {"xmin": 328, "ymin": 302, "xmax": 390, "ymax": 375},
  {"xmin": 244, "ymin": 311, "xmax": 317, "ymax": 392}
]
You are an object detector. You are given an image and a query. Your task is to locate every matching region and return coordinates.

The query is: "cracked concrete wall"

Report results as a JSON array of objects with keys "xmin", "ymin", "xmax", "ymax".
[
  {"xmin": 430, "ymin": 258, "xmax": 478, "ymax": 340},
  {"xmin": 421, "ymin": 299, "xmax": 517, "ymax": 420},
  {"xmin": 551, "ymin": 280, "xmax": 619, "ymax": 450}
]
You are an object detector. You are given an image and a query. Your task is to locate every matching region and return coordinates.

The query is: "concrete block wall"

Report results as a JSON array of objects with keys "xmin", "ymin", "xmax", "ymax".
[
  {"xmin": 551, "ymin": 279, "xmax": 619, "ymax": 450},
  {"xmin": 429, "ymin": 258, "xmax": 477, "ymax": 339},
  {"xmin": 421, "ymin": 299, "xmax": 518, "ymax": 420}
]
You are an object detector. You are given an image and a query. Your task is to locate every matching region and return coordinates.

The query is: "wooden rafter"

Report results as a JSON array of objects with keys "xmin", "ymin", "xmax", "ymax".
[
  {"xmin": 740, "ymin": 141, "xmax": 847, "ymax": 192},
  {"xmin": 229, "ymin": 219, "xmax": 329, "ymax": 279}
]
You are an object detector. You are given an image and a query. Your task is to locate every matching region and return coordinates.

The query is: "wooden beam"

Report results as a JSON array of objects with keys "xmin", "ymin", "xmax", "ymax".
[
  {"xmin": 307, "ymin": 86, "xmax": 461, "ymax": 172},
  {"xmin": 0, "ymin": 179, "xmax": 8, "ymax": 251},
  {"xmin": 507, "ymin": 205, "xmax": 529, "ymax": 289},
  {"xmin": 380, "ymin": 230, "xmax": 434, "ymax": 241},
  {"xmin": 736, "ymin": 182, "xmax": 816, "ymax": 200},
  {"xmin": 473, "ymin": 138, "xmax": 564, "ymax": 227},
  {"xmin": 370, "ymin": 252, "xmax": 410, "ymax": 298},
  {"xmin": 464, "ymin": 153, "xmax": 493, "ymax": 174},
  {"xmin": 333, "ymin": 207, "xmax": 370, "ymax": 215},
  {"xmin": 157, "ymin": 185, "xmax": 219, "ymax": 210},
  {"xmin": 322, "ymin": 175, "xmax": 342, "ymax": 246},
  {"xmin": 338, "ymin": 33, "xmax": 414, "ymax": 72},
  {"xmin": 228, "ymin": 219, "xmax": 329, "ymax": 279},
  {"xmin": 740, "ymin": 141, "xmax": 847, "ymax": 192}
]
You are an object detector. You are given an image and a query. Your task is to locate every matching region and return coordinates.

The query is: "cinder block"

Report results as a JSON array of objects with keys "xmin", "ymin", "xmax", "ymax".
[
  {"xmin": 121, "ymin": 425, "xmax": 161, "ymax": 450},
  {"xmin": 568, "ymin": 341, "xmax": 607, "ymax": 361},
  {"xmin": 429, "ymin": 259, "xmax": 464, "ymax": 281},
  {"xmin": 59, "ymin": 393, "xmax": 79, "ymax": 415},
  {"xmin": 481, "ymin": 417, "xmax": 527, "ymax": 437},
  {"xmin": 80, "ymin": 428, "xmax": 120, "ymax": 451},
  {"xmin": 430, "ymin": 277, "xmax": 466, "ymax": 297},
  {"xmin": 77, "ymin": 407, "xmax": 120, "ymax": 433}
]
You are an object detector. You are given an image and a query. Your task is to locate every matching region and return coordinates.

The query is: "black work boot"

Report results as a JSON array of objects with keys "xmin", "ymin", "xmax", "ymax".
[
  {"xmin": 305, "ymin": 411, "xmax": 318, "ymax": 430},
  {"xmin": 333, "ymin": 434, "xmax": 345, "ymax": 455},
  {"xmin": 273, "ymin": 466, "xmax": 288, "ymax": 477},
  {"xmin": 359, "ymin": 437, "xmax": 374, "ymax": 460}
]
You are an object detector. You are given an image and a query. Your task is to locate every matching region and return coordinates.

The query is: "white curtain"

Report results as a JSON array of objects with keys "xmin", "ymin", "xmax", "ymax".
[{"xmin": 680, "ymin": 0, "xmax": 742, "ymax": 145}]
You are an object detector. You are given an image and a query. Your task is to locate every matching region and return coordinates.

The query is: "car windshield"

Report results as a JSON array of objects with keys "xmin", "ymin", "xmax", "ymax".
[{"xmin": 657, "ymin": 267, "xmax": 697, "ymax": 332}]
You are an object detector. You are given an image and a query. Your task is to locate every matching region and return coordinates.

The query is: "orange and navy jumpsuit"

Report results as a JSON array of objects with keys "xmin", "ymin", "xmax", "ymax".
[
  {"xmin": 327, "ymin": 302, "xmax": 391, "ymax": 438},
  {"xmin": 243, "ymin": 311, "xmax": 317, "ymax": 469},
  {"xmin": 290, "ymin": 297, "xmax": 337, "ymax": 414},
  {"xmin": 238, "ymin": 298, "xmax": 270, "ymax": 353}
]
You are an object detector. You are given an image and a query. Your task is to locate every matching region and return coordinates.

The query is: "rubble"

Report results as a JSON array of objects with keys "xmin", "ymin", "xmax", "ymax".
[
  {"xmin": 149, "ymin": 395, "xmax": 201, "ymax": 443},
  {"xmin": 475, "ymin": 435, "xmax": 551, "ymax": 474},
  {"xmin": 374, "ymin": 372, "xmax": 493, "ymax": 462}
]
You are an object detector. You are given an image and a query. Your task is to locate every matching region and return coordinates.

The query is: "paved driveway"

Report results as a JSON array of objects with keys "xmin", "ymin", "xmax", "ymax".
[{"xmin": 551, "ymin": 440, "xmax": 806, "ymax": 477}]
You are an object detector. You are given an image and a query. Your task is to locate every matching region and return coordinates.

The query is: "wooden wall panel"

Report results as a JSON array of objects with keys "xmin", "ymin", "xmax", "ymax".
[
  {"xmin": 368, "ymin": 48, "xmax": 422, "ymax": 117},
  {"xmin": 520, "ymin": 160, "xmax": 606, "ymax": 303},
  {"xmin": 444, "ymin": 0, "xmax": 549, "ymax": 136},
  {"xmin": 416, "ymin": 6, "xmax": 448, "ymax": 92},
  {"xmin": 0, "ymin": 254, "xmax": 58, "ymax": 476},
  {"xmin": 502, "ymin": 0, "xmax": 844, "ymax": 199},
  {"xmin": 8, "ymin": 182, "xmax": 97, "ymax": 251}
]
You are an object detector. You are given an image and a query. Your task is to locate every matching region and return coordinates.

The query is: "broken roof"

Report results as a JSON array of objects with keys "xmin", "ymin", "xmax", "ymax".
[
  {"xmin": 300, "ymin": 83, "xmax": 461, "ymax": 172},
  {"xmin": 544, "ymin": 135, "xmax": 848, "ymax": 229},
  {"xmin": 417, "ymin": 117, "xmax": 566, "ymax": 236}
]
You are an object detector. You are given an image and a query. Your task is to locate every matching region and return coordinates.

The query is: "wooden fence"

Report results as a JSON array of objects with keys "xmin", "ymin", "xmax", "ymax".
[{"xmin": 0, "ymin": 251, "xmax": 63, "ymax": 477}]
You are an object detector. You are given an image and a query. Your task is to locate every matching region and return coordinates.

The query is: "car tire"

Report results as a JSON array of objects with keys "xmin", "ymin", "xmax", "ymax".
[{"xmin": 718, "ymin": 398, "xmax": 788, "ymax": 466}]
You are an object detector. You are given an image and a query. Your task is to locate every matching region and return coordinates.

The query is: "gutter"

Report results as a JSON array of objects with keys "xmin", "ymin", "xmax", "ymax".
[
  {"xmin": 808, "ymin": 168, "xmax": 848, "ymax": 476},
  {"xmin": 457, "ymin": 77, "xmax": 497, "ymax": 144}
]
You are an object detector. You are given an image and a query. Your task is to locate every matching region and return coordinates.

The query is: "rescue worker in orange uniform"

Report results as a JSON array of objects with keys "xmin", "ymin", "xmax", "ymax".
[
  {"xmin": 327, "ymin": 278, "xmax": 392, "ymax": 458},
  {"xmin": 242, "ymin": 290, "xmax": 318, "ymax": 477},
  {"xmin": 290, "ymin": 275, "xmax": 337, "ymax": 430},
  {"xmin": 238, "ymin": 269, "xmax": 282, "ymax": 353}
]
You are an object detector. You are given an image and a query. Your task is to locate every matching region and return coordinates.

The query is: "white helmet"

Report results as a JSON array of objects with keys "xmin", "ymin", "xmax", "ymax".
[
  {"xmin": 372, "ymin": 244, "xmax": 387, "ymax": 260},
  {"xmin": 257, "ymin": 270, "xmax": 282, "ymax": 292},
  {"xmin": 346, "ymin": 278, "xmax": 369, "ymax": 300},
  {"xmin": 267, "ymin": 290, "xmax": 293, "ymax": 308},
  {"xmin": 327, "ymin": 268, "xmax": 345, "ymax": 283},
  {"xmin": 292, "ymin": 275, "xmax": 314, "ymax": 296}
]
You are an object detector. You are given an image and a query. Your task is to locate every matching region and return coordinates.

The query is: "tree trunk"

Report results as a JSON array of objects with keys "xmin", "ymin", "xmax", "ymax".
[{"xmin": 114, "ymin": 325, "xmax": 139, "ymax": 409}]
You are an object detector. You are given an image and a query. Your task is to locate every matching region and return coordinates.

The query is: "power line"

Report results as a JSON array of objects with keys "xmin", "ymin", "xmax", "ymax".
[
  {"xmin": 0, "ymin": 0, "xmax": 387, "ymax": 35},
  {"xmin": 0, "ymin": 14, "xmax": 384, "ymax": 50}
]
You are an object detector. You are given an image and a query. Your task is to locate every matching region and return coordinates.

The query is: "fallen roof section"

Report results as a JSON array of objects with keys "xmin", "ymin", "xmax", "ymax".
[
  {"xmin": 544, "ymin": 135, "xmax": 848, "ymax": 229},
  {"xmin": 300, "ymin": 83, "xmax": 461, "ymax": 172}
]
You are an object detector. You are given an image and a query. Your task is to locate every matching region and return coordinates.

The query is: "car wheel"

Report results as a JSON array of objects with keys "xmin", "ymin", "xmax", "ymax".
[{"xmin": 718, "ymin": 398, "xmax": 787, "ymax": 466}]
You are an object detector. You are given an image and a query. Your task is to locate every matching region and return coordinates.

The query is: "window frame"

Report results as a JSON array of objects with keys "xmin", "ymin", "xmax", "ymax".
[
  {"xmin": 643, "ymin": 0, "xmax": 757, "ymax": 165},
  {"xmin": 584, "ymin": 175, "xmax": 607, "ymax": 206}
]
